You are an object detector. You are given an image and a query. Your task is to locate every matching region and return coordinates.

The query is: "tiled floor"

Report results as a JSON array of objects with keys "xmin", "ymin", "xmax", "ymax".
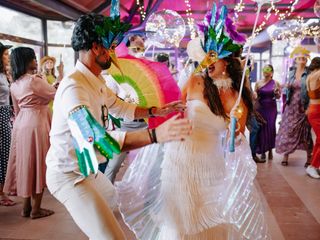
[{"xmin": 0, "ymin": 150, "xmax": 319, "ymax": 240}]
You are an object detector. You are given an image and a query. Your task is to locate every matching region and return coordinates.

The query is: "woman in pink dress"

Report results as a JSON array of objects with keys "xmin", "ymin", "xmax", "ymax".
[{"xmin": 4, "ymin": 47, "xmax": 56, "ymax": 219}]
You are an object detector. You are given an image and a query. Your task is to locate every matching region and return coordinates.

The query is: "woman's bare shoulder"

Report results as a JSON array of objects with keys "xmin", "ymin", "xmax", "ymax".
[{"xmin": 189, "ymin": 73, "xmax": 205, "ymax": 86}]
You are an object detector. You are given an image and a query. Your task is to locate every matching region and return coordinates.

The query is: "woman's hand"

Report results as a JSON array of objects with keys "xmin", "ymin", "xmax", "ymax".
[
  {"xmin": 155, "ymin": 114, "xmax": 192, "ymax": 143},
  {"xmin": 153, "ymin": 100, "xmax": 186, "ymax": 117},
  {"xmin": 230, "ymin": 104, "xmax": 243, "ymax": 120},
  {"xmin": 57, "ymin": 62, "xmax": 64, "ymax": 81},
  {"xmin": 274, "ymin": 88, "xmax": 281, "ymax": 99},
  {"xmin": 305, "ymin": 108, "xmax": 309, "ymax": 115},
  {"xmin": 57, "ymin": 62, "xmax": 64, "ymax": 75}
]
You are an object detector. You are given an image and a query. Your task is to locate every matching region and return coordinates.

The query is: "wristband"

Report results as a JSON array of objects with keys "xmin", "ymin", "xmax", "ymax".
[
  {"xmin": 151, "ymin": 128, "xmax": 158, "ymax": 143},
  {"xmin": 147, "ymin": 129, "xmax": 153, "ymax": 144}
]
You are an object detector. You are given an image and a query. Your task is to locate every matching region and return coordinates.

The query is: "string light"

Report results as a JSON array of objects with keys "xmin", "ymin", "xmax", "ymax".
[
  {"xmin": 184, "ymin": 0, "xmax": 197, "ymax": 39},
  {"xmin": 254, "ymin": 1, "xmax": 277, "ymax": 37},
  {"xmin": 136, "ymin": 0, "xmax": 146, "ymax": 21},
  {"xmin": 274, "ymin": 17, "xmax": 320, "ymax": 44},
  {"xmin": 233, "ymin": 0, "xmax": 245, "ymax": 23},
  {"xmin": 241, "ymin": 0, "xmax": 300, "ymax": 43}
]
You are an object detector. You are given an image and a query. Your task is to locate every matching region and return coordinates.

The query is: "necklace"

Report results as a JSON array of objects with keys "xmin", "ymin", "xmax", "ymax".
[{"xmin": 212, "ymin": 78, "xmax": 232, "ymax": 91}]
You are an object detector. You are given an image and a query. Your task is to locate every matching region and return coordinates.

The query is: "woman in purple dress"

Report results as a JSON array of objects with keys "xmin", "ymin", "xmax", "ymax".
[
  {"xmin": 275, "ymin": 46, "xmax": 313, "ymax": 166},
  {"xmin": 254, "ymin": 65, "xmax": 280, "ymax": 161}
]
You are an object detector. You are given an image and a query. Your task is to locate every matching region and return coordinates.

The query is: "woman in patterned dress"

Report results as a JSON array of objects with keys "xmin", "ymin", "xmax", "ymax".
[
  {"xmin": 275, "ymin": 46, "xmax": 313, "ymax": 166},
  {"xmin": 0, "ymin": 42, "xmax": 15, "ymax": 206}
]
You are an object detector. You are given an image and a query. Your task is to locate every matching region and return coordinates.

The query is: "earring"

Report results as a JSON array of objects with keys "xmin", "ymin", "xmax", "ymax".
[{"xmin": 222, "ymin": 71, "xmax": 226, "ymax": 75}]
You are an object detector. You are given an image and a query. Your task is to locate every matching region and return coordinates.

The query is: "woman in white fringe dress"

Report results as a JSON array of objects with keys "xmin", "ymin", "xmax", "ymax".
[
  {"xmin": 115, "ymin": 61, "xmax": 270, "ymax": 240},
  {"xmin": 116, "ymin": 4, "xmax": 270, "ymax": 239}
]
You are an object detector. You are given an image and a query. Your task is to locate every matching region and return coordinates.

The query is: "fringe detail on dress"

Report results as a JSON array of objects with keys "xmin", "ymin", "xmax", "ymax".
[{"xmin": 116, "ymin": 100, "xmax": 270, "ymax": 240}]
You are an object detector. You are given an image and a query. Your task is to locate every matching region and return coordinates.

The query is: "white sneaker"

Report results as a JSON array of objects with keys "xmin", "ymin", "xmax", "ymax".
[{"xmin": 306, "ymin": 166, "xmax": 320, "ymax": 179}]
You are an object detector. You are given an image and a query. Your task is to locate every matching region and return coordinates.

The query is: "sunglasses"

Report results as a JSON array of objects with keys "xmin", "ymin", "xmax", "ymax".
[{"xmin": 101, "ymin": 104, "xmax": 109, "ymax": 129}]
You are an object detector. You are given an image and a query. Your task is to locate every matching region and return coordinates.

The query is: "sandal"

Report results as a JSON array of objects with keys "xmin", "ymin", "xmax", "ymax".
[
  {"xmin": 30, "ymin": 208, "xmax": 54, "ymax": 219},
  {"xmin": 0, "ymin": 198, "xmax": 16, "ymax": 206}
]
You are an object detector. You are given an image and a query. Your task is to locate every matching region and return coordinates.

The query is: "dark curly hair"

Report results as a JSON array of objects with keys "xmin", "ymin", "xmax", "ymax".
[
  {"xmin": 71, "ymin": 13, "xmax": 105, "ymax": 51},
  {"xmin": 0, "ymin": 48, "xmax": 7, "ymax": 73},
  {"xmin": 309, "ymin": 57, "xmax": 320, "ymax": 72},
  {"xmin": 203, "ymin": 57, "xmax": 253, "ymax": 120},
  {"xmin": 10, "ymin": 47, "xmax": 36, "ymax": 81}
]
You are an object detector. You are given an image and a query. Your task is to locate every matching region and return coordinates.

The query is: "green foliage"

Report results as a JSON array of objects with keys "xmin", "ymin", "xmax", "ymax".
[{"xmin": 95, "ymin": 16, "xmax": 131, "ymax": 38}]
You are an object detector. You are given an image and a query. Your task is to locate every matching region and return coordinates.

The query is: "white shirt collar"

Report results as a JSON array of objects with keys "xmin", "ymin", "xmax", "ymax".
[{"xmin": 75, "ymin": 60, "xmax": 106, "ymax": 89}]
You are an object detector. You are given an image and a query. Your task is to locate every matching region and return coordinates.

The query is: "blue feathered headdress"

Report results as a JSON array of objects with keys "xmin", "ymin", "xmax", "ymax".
[{"xmin": 198, "ymin": 4, "xmax": 246, "ymax": 59}]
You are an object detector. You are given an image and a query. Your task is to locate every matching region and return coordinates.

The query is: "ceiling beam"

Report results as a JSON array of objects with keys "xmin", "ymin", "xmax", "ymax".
[
  {"xmin": 125, "ymin": 1, "xmax": 139, "ymax": 23},
  {"xmin": 1, "ymin": 0, "xmax": 44, "ymax": 19},
  {"xmin": 129, "ymin": 0, "xmax": 164, "ymax": 31},
  {"xmin": 144, "ymin": 0, "xmax": 163, "ymax": 20},
  {"xmin": 120, "ymin": 3, "xmax": 129, "ymax": 14},
  {"xmin": 0, "ymin": 0, "xmax": 69, "ymax": 20},
  {"xmin": 92, "ymin": 0, "xmax": 111, "ymax": 14},
  {"xmin": 63, "ymin": 1, "xmax": 91, "ymax": 12},
  {"xmin": 0, "ymin": 33, "xmax": 44, "ymax": 46},
  {"xmin": 32, "ymin": 0, "xmax": 84, "ymax": 20},
  {"xmin": 146, "ymin": 0, "xmax": 154, "ymax": 13}
]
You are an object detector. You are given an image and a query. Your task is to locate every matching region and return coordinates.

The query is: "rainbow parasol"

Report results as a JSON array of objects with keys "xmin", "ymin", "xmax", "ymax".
[{"xmin": 107, "ymin": 50, "xmax": 181, "ymax": 128}]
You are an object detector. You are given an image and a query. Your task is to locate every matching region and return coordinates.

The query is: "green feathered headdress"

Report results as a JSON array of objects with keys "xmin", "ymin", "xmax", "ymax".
[{"xmin": 95, "ymin": 0, "xmax": 131, "ymax": 49}]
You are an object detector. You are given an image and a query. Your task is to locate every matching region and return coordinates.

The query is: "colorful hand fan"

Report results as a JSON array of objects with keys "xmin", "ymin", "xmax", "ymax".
[{"xmin": 107, "ymin": 48, "xmax": 181, "ymax": 128}]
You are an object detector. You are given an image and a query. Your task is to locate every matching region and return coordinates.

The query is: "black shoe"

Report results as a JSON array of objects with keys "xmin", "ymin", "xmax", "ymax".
[
  {"xmin": 253, "ymin": 155, "xmax": 266, "ymax": 163},
  {"xmin": 261, "ymin": 153, "xmax": 266, "ymax": 160},
  {"xmin": 281, "ymin": 155, "xmax": 289, "ymax": 166}
]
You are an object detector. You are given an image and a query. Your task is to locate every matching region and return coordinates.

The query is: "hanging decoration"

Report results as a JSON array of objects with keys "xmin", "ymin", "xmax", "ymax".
[
  {"xmin": 145, "ymin": 9, "xmax": 186, "ymax": 48},
  {"xmin": 256, "ymin": 0, "xmax": 299, "ymax": 35},
  {"xmin": 315, "ymin": 0, "xmax": 320, "ymax": 18},
  {"xmin": 267, "ymin": 17, "xmax": 320, "ymax": 45}
]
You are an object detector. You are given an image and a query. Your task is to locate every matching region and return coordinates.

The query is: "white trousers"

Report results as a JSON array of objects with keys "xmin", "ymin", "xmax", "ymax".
[{"xmin": 46, "ymin": 169, "xmax": 126, "ymax": 240}]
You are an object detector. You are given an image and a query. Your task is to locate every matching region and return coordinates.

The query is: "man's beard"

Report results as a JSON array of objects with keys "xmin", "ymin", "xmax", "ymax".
[{"xmin": 95, "ymin": 56, "xmax": 112, "ymax": 70}]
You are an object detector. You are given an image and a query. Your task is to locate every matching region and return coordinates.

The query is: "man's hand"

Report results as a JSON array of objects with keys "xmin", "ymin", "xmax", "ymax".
[
  {"xmin": 155, "ymin": 114, "xmax": 192, "ymax": 142},
  {"xmin": 153, "ymin": 100, "xmax": 186, "ymax": 117}
]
